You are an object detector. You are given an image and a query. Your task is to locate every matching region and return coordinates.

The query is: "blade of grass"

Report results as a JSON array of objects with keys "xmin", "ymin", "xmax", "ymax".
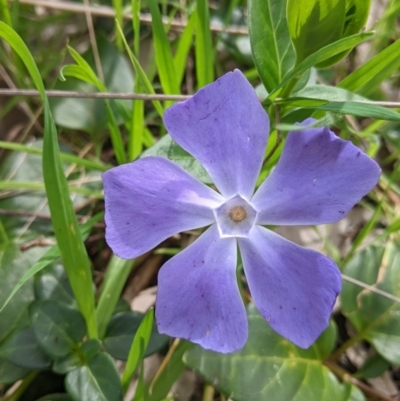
[
  {"xmin": 121, "ymin": 308, "xmax": 155, "ymax": 393},
  {"xmin": 0, "ymin": 140, "xmax": 109, "ymax": 171},
  {"xmin": 112, "ymin": 0, "xmax": 123, "ymax": 51},
  {"xmin": 129, "ymin": 0, "xmax": 145, "ymax": 160},
  {"xmin": 148, "ymin": 0, "xmax": 179, "ymax": 102},
  {"xmin": 195, "ymin": 0, "xmax": 214, "ymax": 88},
  {"xmin": 116, "ymin": 19, "xmax": 164, "ymax": 118},
  {"xmin": 96, "ymin": 255, "xmax": 135, "ymax": 338},
  {"xmin": 338, "ymin": 39, "xmax": 400, "ymax": 96},
  {"xmin": 174, "ymin": 12, "xmax": 196, "ymax": 87},
  {"xmin": 0, "ymin": 181, "xmax": 103, "ymax": 198},
  {"xmin": 62, "ymin": 47, "xmax": 127, "ymax": 164},
  {"xmin": 0, "ymin": 22, "xmax": 98, "ymax": 338}
]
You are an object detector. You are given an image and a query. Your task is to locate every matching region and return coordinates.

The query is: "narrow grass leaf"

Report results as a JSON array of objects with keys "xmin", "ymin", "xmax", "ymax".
[
  {"xmin": 96, "ymin": 255, "xmax": 135, "ymax": 338},
  {"xmin": 338, "ymin": 39, "xmax": 400, "ymax": 96},
  {"xmin": 0, "ymin": 22, "xmax": 98, "ymax": 339},
  {"xmin": 195, "ymin": 0, "xmax": 214, "ymax": 88},
  {"xmin": 148, "ymin": 0, "xmax": 179, "ymax": 96},
  {"xmin": 116, "ymin": 20, "xmax": 164, "ymax": 118},
  {"xmin": 121, "ymin": 308, "xmax": 154, "ymax": 392},
  {"xmin": 268, "ymin": 31, "xmax": 374, "ymax": 99},
  {"xmin": 174, "ymin": 12, "xmax": 196, "ymax": 86},
  {"xmin": 0, "ymin": 140, "xmax": 109, "ymax": 171}
]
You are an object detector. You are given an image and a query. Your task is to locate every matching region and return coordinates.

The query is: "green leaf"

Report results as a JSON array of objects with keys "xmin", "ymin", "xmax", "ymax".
[
  {"xmin": 115, "ymin": 20, "xmax": 164, "ymax": 118},
  {"xmin": 65, "ymin": 353, "xmax": 123, "ymax": 401},
  {"xmin": 278, "ymin": 98, "xmax": 400, "ymax": 121},
  {"xmin": 0, "ymin": 326, "xmax": 51, "ymax": 369},
  {"xmin": 184, "ymin": 305, "xmax": 364, "ymax": 401},
  {"xmin": 0, "ymin": 22, "xmax": 98, "ymax": 339},
  {"xmin": 195, "ymin": 0, "xmax": 214, "ymax": 87},
  {"xmin": 0, "ymin": 212, "xmax": 103, "ymax": 312},
  {"xmin": 341, "ymin": 242, "xmax": 400, "ymax": 365},
  {"xmin": 355, "ymin": 354, "xmax": 390, "ymax": 379},
  {"xmin": 287, "ymin": 0, "xmax": 345, "ymax": 64},
  {"xmin": 248, "ymin": 0, "xmax": 296, "ymax": 92},
  {"xmin": 144, "ymin": 341, "xmax": 192, "ymax": 401},
  {"xmin": 0, "ymin": 357, "xmax": 31, "ymax": 384},
  {"xmin": 338, "ymin": 39, "xmax": 400, "ymax": 96},
  {"xmin": 317, "ymin": 0, "xmax": 371, "ymax": 68},
  {"xmin": 294, "ymin": 85, "xmax": 368, "ymax": 102},
  {"xmin": 269, "ymin": 31, "xmax": 374, "ymax": 99},
  {"xmin": 96, "ymin": 255, "xmax": 135, "ymax": 339},
  {"xmin": 121, "ymin": 309, "xmax": 154, "ymax": 392},
  {"xmin": 148, "ymin": 0, "xmax": 179, "ymax": 96},
  {"xmin": 141, "ymin": 135, "xmax": 212, "ymax": 184},
  {"xmin": 36, "ymin": 395, "xmax": 73, "ymax": 401},
  {"xmin": 30, "ymin": 300, "xmax": 86, "ymax": 358},
  {"xmin": 53, "ymin": 353, "xmax": 82, "ymax": 375},
  {"xmin": 0, "ymin": 243, "xmax": 34, "ymax": 341},
  {"xmin": 51, "ymin": 37, "xmax": 133, "ymax": 134},
  {"xmin": 35, "ymin": 264, "xmax": 76, "ymax": 308},
  {"xmin": 103, "ymin": 311, "xmax": 168, "ymax": 361},
  {"xmin": 174, "ymin": 12, "xmax": 196, "ymax": 87}
]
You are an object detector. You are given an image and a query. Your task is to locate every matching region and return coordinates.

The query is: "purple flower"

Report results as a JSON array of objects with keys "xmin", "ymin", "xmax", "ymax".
[{"xmin": 102, "ymin": 70, "xmax": 381, "ymax": 353}]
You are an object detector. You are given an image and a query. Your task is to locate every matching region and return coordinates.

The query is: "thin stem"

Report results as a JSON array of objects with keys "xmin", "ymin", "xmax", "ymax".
[
  {"xmin": 330, "ymin": 331, "xmax": 364, "ymax": 360},
  {"xmin": 3, "ymin": 371, "xmax": 39, "ymax": 401},
  {"xmin": 202, "ymin": 383, "xmax": 215, "ymax": 401}
]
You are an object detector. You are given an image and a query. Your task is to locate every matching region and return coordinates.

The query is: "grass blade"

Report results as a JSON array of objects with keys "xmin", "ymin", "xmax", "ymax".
[{"xmin": 0, "ymin": 22, "xmax": 98, "ymax": 339}]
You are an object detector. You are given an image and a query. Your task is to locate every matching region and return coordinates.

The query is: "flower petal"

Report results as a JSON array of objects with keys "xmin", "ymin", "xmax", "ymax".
[
  {"xmin": 102, "ymin": 157, "xmax": 223, "ymax": 259},
  {"xmin": 164, "ymin": 70, "xmax": 269, "ymax": 199},
  {"xmin": 238, "ymin": 226, "xmax": 341, "ymax": 348},
  {"xmin": 253, "ymin": 119, "xmax": 381, "ymax": 225},
  {"xmin": 156, "ymin": 224, "xmax": 247, "ymax": 353}
]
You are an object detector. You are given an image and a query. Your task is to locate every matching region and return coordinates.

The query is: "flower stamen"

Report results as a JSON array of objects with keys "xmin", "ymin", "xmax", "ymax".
[{"xmin": 230, "ymin": 206, "xmax": 246, "ymax": 222}]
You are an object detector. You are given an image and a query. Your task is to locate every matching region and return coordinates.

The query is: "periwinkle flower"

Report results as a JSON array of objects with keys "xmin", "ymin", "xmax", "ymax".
[{"xmin": 102, "ymin": 70, "xmax": 380, "ymax": 353}]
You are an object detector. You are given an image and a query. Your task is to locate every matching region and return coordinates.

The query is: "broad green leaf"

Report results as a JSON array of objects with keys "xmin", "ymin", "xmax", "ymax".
[
  {"xmin": 53, "ymin": 353, "xmax": 82, "ymax": 375},
  {"xmin": 338, "ymin": 39, "xmax": 400, "ymax": 96},
  {"xmin": 0, "ymin": 22, "xmax": 98, "ymax": 339},
  {"xmin": 103, "ymin": 311, "xmax": 168, "ymax": 360},
  {"xmin": 355, "ymin": 354, "xmax": 390, "ymax": 379},
  {"xmin": 0, "ymin": 212, "xmax": 104, "ymax": 312},
  {"xmin": 96, "ymin": 255, "xmax": 135, "ymax": 338},
  {"xmin": 121, "ymin": 309, "xmax": 154, "ymax": 392},
  {"xmin": 36, "ymin": 395, "xmax": 73, "ymax": 401},
  {"xmin": 341, "ymin": 242, "xmax": 400, "ymax": 365},
  {"xmin": 0, "ymin": 357, "xmax": 31, "ymax": 384},
  {"xmin": 35, "ymin": 264, "xmax": 76, "ymax": 308},
  {"xmin": 141, "ymin": 135, "xmax": 212, "ymax": 184},
  {"xmin": 195, "ymin": 0, "xmax": 214, "ymax": 87},
  {"xmin": 269, "ymin": 31, "xmax": 374, "ymax": 99},
  {"xmin": 0, "ymin": 326, "xmax": 51, "ymax": 369},
  {"xmin": 287, "ymin": 0, "xmax": 345, "ymax": 64},
  {"xmin": 30, "ymin": 300, "xmax": 86, "ymax": 358},
  {"xmin": 0, "ymin": 243, "xmax": 34, "ymax": 341},
  {"xmin": 317, "ymin": 0, "xmax": 372, "ymax": 68},
  {"xmin": 65, "ymin": 353, "xmax": 123, "ymax": 401},
  {"xmin": 249, "ymin": 0, "xmax": 296, "ymax": 92},
  {"xmin": 184, "ymin": 305, "xmax": 364, "ymax": 401},
  {"xmin": 148, "ymin": 0, "xmax": 179, "ymax": 96}
]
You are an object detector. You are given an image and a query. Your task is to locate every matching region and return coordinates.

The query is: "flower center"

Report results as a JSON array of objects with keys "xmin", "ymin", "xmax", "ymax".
[
  {"xmin": 214, "ymin": 195, "xmax": 257, "ymax": 238},
  {"xmin": 229, "ymin": 206, "xmax": 246, "ymax": 222}
]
